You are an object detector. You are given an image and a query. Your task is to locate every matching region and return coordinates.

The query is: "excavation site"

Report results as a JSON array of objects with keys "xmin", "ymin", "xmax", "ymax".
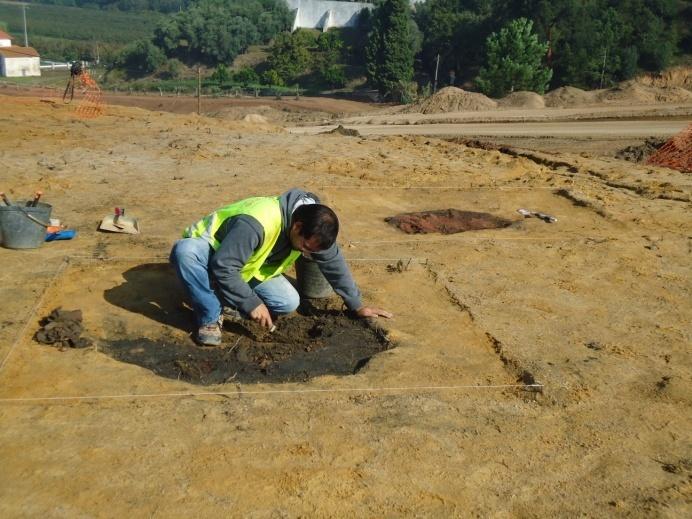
[{"xmin": 0, "ymin": 81, "xmax": 690, "ymax": 516}]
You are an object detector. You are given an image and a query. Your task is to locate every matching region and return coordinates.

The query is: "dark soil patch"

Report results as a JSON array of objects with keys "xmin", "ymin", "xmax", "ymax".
[
  {"xmin": 385, "ymin": 209, "xmax": 513, "ymax": 234},
  {"xmin": 450, "ymin": 138, "xmax": 506, "ymax": 151},
  {"xmin": 35, "ymin": 308, "xmax": 92, "ymax": 350},
  {"xmin": 615, "ymin": 138, "xmax": 666, "ymax": 163},
  {"xmin": 100, "ymin": 305, "xmax": 391, "ymax": 385}
]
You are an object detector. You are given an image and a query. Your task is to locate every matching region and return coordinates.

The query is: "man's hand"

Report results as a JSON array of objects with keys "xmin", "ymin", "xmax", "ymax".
[
  {"xmin": 249, "ymin": 303, "xmax": 274, "ymax": 329},
  {"xmin": 355, "ymin": 306, "xmax": 393, "ymax": 319}
]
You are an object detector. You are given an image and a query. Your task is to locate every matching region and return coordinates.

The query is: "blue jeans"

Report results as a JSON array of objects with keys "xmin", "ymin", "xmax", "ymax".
[{"xmin": 170, "ymin": 238, "xmax": 300, "ymax": 326}]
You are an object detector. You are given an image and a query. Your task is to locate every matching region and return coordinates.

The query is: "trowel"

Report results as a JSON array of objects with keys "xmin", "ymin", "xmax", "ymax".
[{"xmin": 98, "ymin": 207, "xmax": 140, "ymax": 234}]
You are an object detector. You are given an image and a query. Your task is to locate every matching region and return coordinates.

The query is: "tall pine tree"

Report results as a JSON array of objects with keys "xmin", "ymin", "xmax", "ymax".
[
  {"xmin": 475, "ymin": 17, "xmax": 552, "ymax": 97},
  {"xmin": 365, "ymin": 0, "xmax": 414, "ymax": 99}
]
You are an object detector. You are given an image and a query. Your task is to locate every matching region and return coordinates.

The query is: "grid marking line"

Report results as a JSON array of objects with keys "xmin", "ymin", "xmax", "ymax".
[
  {"xmin": 0, "ymin": 383, "xmax": 544, "ymax": 404},
  {"xmin": 317, "ymin": 185, "xmax": 561, "ymax": 190}
]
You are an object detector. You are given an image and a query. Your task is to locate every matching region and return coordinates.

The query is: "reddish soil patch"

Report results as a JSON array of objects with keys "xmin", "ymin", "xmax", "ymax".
[{"xmin": 385, "ymin": 209, "xmax": 513, "ymax": 234}]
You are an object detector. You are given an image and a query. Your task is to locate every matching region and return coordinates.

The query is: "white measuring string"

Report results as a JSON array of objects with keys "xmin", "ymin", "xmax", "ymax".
[
  {"xmin": 0, "ymin": 383, "xmax": 544, "ymax": 404},
  {"xmin": 316, "ymin": 185, "xmax": 560, "ymax": 190},
  {"xmin": 0, "ymin": 255, "xmax": 545, "ymax": 404},
  {"xmin": 349, "ymin": 235, "xmax": 582, "ymax": 245},
  {"xmin": 0, "ymin": 257, "xmax": 71, "ymax": 376},
  {"xmin": 63, "ymin": 254, "xmax": 428, "ymax": 263}
]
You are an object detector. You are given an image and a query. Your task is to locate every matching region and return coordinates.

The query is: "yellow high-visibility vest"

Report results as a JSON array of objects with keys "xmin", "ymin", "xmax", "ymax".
[{"xmin": 183, "ymin": 196, "xmax": 301, "ymax": 282}]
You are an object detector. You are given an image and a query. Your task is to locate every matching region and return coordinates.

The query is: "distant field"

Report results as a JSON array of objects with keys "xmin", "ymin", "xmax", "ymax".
[{"xmin": 0, "ymin": 3, "xmax": 162, "ymax": 45}]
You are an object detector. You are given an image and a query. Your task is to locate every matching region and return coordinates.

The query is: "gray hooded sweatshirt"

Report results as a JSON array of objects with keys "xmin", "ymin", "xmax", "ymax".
[{"xmin": 208, "ymin": 188, "xmax": 362, "ymax": 314}]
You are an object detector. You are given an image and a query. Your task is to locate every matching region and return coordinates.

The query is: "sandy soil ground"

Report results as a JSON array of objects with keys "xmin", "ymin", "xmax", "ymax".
[{"xmin": 0, "ymin": 94, "xmax": 690, "ymax": 517}]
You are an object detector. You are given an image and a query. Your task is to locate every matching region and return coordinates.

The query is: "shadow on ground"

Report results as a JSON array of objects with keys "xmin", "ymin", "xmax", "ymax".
[{"xmin": 103, "ymin": 263, "xmax": 193, "ymax": 332}]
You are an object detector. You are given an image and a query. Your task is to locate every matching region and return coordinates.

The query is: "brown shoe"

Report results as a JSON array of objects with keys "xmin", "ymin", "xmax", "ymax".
[{"xmin": 197, "ymin": 318, "xmax": 222, "ymax": 346}]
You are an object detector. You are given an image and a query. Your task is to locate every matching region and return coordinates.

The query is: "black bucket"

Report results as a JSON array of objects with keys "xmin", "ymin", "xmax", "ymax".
[
  {"xmin": 296, "ymin": 257, "xmax": 333, "ymax": 299},
  {"xmin": 0, "ymin": 202, "xmax": 52, "ymax": 249}
]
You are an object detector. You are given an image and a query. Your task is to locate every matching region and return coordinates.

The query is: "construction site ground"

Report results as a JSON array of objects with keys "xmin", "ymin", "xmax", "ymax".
[{"xmin": 0, "ymin": 92, "xmax": 690, "ymax": 516}]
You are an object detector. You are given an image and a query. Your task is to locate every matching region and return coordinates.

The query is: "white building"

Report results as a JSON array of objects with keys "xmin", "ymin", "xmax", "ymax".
[
  {"xmin": 0, "ymin": 31, "xmax": 41, "ymax": 78},
  {"xmin": 284, "ymin": 0, "xmax": 423, "ymax": 32},
  {"xmin": 285, "ymin": 0, "xmax": 373, "ymax": 31}
]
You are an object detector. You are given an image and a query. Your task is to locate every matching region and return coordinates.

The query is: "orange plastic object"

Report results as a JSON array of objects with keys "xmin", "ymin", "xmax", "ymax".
[
  {"xmin": 646, "ymin": 124, "xmax": 692, "ymax": 173},
  {"xmin": 74, "ymin": 70, "xmax": 104, "ymax": 119}
]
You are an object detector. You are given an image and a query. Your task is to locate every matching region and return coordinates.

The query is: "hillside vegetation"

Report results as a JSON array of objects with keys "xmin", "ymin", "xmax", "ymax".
[{"xmin": 0, "ymin": 2, "xmax": 161, "ymax": 61}]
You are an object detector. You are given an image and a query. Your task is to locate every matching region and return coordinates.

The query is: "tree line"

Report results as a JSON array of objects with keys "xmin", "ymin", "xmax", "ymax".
[
  {"xmin": 377, "ymin": 0, "xmax": 687, "ymax": 98},
  {"xmin": 5, "ymin": 0, "xmax": 688, "ymax": 99},
  {"xmin": 116, "ymin": 0, "xmax": 687, "ymax": 97}
]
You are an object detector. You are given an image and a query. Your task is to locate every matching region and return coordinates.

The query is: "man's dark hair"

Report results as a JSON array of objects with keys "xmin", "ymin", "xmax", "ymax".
[{"xmin": 292, "ymin": 204, "xmax": 339, "ymax": 250}]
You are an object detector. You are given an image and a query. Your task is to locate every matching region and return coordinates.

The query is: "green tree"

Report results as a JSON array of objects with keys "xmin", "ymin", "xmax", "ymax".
[
  {"xmin": 514, "ymin": 0, "xmax": 678, "ymax": 88},
  {"xmin": 210, "ymin": 63, "xmax": 230, "ymax": 83},
  {"xmin": 476, "ymin": 17, "xmax": 552, "ymax": 97},
  {"xmin": 315, "ymin": 30, "xmax": 344, "ymax": 78},
  {"xmin": 321, "ymin": 64, "xmax": 347, "ymax": 88},
  {"xmin": 317, "ymin": 29, "xmax": 345, "ymax": 69},
  {"xmin": 414, "ymin": 0, "xmax": 496, "ymax": 85},
  {"xmin": 267, "ymin": 31, "xmax": 312, "ymax": 83},
  {"xmin": 292, "ymin": 28, "xmax": 319, "ymax": 49},
  {"xmin": 552, "ymin": 6, "xmax": 631, "ymax": 88},
  {"xmin": 261, "ymin": 68, "xmax": 284, "ymax": 86},
  {"xmin": 365, "ymin": 0, "xmax": 415, "ymax": 98},
  {"xmin": 233, "ymin": 67, "xmax": 259, "ymax": 85},
  {"xmin": 617, "ymin": 0, "xmax": 677, "ymax": 71},
  {"xmin": 152, "ymin": 0, "xmax": 290, "ymax": 65},
  {"xmin": 117, "ymin": 39, "xmax": 165, "ymax": 76},
  {"xmin": 156, "ymin": 58, "xmax": 183, "ymax": 79}
]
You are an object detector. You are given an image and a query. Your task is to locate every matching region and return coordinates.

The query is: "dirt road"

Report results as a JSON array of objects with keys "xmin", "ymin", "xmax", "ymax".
[
  {"xmin": 0, "ymin": 94, "xmax": 690, "ymax": 516},
  {"xmin": 290, "ymin": 119, "xmax": 690, "ymax": 138}
]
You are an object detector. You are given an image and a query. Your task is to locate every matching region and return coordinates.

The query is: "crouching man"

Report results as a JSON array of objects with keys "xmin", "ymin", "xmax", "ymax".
[{"xmin": 170, "ymin": 188, "xmax": 392, "ymax": 345}]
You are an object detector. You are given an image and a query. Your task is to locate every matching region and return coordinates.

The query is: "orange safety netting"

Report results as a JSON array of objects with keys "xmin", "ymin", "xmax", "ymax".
[
  {"xmin": 646, "ymin": 123, "xmax": 692, "ymax": 173},
  {"xmin": 74, "ymin": 70, "xmax": 104, "ymax": 119}
]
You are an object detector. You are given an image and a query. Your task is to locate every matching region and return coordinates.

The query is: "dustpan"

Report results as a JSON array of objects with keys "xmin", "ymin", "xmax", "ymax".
[{"xmin": 99, "ymin": 207, "xmax": 140, "ymax": 234}]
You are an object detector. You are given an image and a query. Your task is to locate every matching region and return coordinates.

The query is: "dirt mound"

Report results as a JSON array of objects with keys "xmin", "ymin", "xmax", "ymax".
[
  {"xmin": 35, "ymin": 308, "xmax": 92, "ymax": 350},
  {"xmin": 211, "ymin": 103, "xmax": 335, "ymax": 125},
  {"xmin": 615, "ymin": 138, "xmax": 666, "ymax": 163},
  {"xmin": 545, "ymin": 78, "xmax": 692, "ymax": 108},
  {"xmin": 214, "ymin": 104, "xmax": 281, "ymax": 120},
  {"xmin": 321, "ymin": 124, "xmax": 360, "ymax": 137},
  {"xmin": 544, "ymin": 86, "xmax": 597, "ymax": 107},
  {"xmin": 497, "ymin": 91, "xmax": 546, "ymax": 109},
  {"xmin": 242, "ymin": 113, "xmax": 270, "ymax": 124},
  {"xmin": 403, "ymin": 87, "xmax": 497, "ymax": 114},
  {"xmin": 597, "ymin": 80, "xmax": 692, "ymax": 104},
  {"xmin": 385, "ymin": 209, "xmax": 513, "ymax": 234},
  {"xmin": 635, "ymin": 67, "xmax": 691, "ymax": 90}
]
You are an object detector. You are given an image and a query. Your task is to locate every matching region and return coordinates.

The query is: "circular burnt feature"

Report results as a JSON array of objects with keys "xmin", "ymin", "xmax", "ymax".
[
  {"xmin": 385, "ymin": 209, "xmax": 513, "ymax": 234},
  {"xmin": 101, "ymin": 306, "xmax": 392, "ymax": 385}
]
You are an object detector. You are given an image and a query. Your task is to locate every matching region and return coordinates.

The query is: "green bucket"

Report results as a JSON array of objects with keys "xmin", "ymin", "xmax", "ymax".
[{"xmin": 0, "ymin": 202, "xmax": 52, "ymax": 249}]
